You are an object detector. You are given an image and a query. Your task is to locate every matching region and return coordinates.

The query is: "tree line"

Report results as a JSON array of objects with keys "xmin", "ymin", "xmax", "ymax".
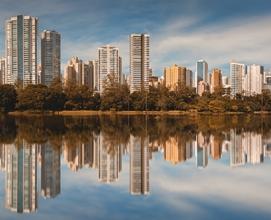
[{"xmin": 1, "ymin": 76, "xmax": 271, "ymax": 113}]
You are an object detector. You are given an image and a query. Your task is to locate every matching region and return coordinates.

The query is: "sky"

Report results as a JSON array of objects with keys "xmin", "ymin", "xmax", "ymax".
[{"xmin": 0, "ymin": 0, "xmax": 271, "ymax": 76}]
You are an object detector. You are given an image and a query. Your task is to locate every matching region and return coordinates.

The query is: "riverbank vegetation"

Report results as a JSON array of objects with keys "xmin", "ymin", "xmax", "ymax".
[{"xmin": 1, "ymin": 77, "xmax": 271, "ymax": 113}]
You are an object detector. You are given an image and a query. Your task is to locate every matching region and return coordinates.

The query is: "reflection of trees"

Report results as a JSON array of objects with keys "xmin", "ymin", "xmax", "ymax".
[
  {"xmin": 0, "ymin": 115, "xmax": 16, "ymax": 143},
  {"xmin": 1, "ymin": 114, "xmax": 271, "ymax": 146}
]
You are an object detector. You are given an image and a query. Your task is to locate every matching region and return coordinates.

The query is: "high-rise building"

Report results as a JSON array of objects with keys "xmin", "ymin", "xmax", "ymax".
[
  {"xmin": 0, "ymin": 57, "xmax": 6, "ymax": 84},
  {"xmin": 186, "ymin": 69, "xmax": 193, "ymax": 88},
  {"xmin": 41, "ymin": 30, "xmax": 61, "ymax": 86},
  {"xmin": 164, "ymin": 64, "xmax": 186, "ymax": 90},
  {"xmin": 130, "ymin": 135, "xmax": 150, "ymax": 195},
  {"xmin": 243, "ymin": 64, "xmax": 263, "ymax": 96},
  {"xmin": 164, "ymin": 136, "xmax": 186, "ymax": 165},
  {"xmin": 5, "ymin": 142, "xmax": 37, "ymax": 213},
  {"xmin": 92, "ymin": 60, "xmax": 99, "ymax": 91},
  {"xmin": 230, "ymin": 62, "xmax": 246, "ymax": 96},
  {"xmin": 98, "ymin": 45, "xmax": 121, "ymax": 93},
  {"xmin": 5, "ymin": 15, "xmax": 38, "ymax": 86},
  {"xmin": 196, "ymin": 60, "xmax": 208, "ymax": 91},
  {"xmin": 130, "ymin": 33, "xmax": 150, "ymax": 93},
  {"xmin": 210, "ymin": 68, "xmax": 222, "ymax": 93},
  {"xmin": 64, "ymin": 57, "xmax": 94, "ymax": 89},
  {"xmin": 41, "ymin": 144, "xmax": 61, "ymax": 198}
]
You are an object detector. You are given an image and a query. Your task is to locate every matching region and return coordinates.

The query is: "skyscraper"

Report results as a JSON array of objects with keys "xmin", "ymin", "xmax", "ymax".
[
  {"xmin": 98, "ymin": 45, "xmax": 121, "ymax": 93},
  {"xmin": 210, "ymin": 68, "xmax": 222, "ymax": 93},
  {"xmin": 130, "ymin": 34, "xmax": 150, "ymax": 93},
  {"xmin": 5, "ymin": 15, "xmax": 38, "ymax": 86},
  {"xmin": 196, "ymin": 132, "xmax": 209, "ymax": 168},
  {"xmin": 243, "ymin": 64, "xmax": 263, "ymax": 96},
  {"xmin": 196, "ymin": 60, "xmax": 208, "ymax": 90},
  {"xmin": 41, "ymin": 30, "xmax": 61, "ymax": 86},
  {"xmin": 164, "ymin": 64, "xmax": 186, "ymax": 90},
  {"xmin": 230, "ymin": 62, "xmax": 246, "ymax": 96}
]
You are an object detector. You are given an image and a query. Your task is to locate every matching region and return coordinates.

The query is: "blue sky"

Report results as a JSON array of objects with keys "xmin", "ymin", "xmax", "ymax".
[{"xmin": 0, "ymin": 0, "xmax": 271, "ymax": 76}]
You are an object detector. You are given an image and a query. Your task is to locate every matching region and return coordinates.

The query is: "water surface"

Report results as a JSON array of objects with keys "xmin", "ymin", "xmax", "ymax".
[{"xmin": 0, "ymin": 115, "xmax": 270, "ymax": 220}]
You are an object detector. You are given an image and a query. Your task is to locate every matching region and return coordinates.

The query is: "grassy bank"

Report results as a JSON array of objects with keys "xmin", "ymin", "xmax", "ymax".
[{"xmin": 7, "ymin": 110, "xmax": 271, "ymax": 117}]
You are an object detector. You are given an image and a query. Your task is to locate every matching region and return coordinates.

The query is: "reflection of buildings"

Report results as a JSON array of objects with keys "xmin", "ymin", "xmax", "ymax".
[
  {"xmin": 98, "ymin": 134, "xmax": 122, "ymax": 183},
  {"xmin": 230, "ymin": 129, "xmax": 246, "ymax": 167},
  {"xmin": 63, "ymin": 137, "xmax": 96, "ymax": 172},
  {"xmin": 0, "ymin": 144, "xmax": 6, "ymax": 171},
  {"xmin": 130, "ymin": 135, "xmax": 150, "ymax": 195},
  {"xmin": 164, "ymin": 137, "xmax": 186, "ymax": 165},
  {"xmin": 210, "ymin": 135, "xmax": 222, "ymax": 160},
  {"xmin": 41, "ymin": 144, "xmax": 61, "ymax": 198},
  {"xmin": 196, "ymin": 132, "xmax": 209, "ymax": 168},
  {"xmin": 242, "ymin": 132, "xmax": 263, "ymax": 164},
  {"xmin": 5, "ymin": 142, "xmax": 37, "ymax": 213}
]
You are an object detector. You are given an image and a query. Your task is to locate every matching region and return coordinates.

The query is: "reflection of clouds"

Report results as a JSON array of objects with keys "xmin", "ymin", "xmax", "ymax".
[{"xmin": 150, "ymin": 157, "xmax": 271, "ymax": 214}]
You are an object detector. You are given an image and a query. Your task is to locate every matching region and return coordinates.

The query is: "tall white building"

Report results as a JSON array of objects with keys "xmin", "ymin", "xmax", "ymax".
[
  {"xmin": 98, "ymin": 45, "xmax": 121, "ymax": 93},
  {"xmin": 41, "ymin": 30, "xmax": 61, "ymax": 86},
  {"xmin": 130, "ymin": 33, "xmax": 150, "ymax": 93},
  {"xmin": 243, "ymin": 64, "xmax": 263, "ymax": 96},
  {"xmin": 5, "ymin": 15, "xmax": 38, "ymax": 86},
  {"xmin": 196, "ymin": 60, "xmax": 208, "ymax": 91},
  {"xmin": 230, "ymin": 62, "xmax": 246, "ymax": 96}
]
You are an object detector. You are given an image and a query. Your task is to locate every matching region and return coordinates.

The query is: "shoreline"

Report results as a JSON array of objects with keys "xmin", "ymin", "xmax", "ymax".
[{"xmin": 6, "ymin": 110, "xmax": 271, "ymax": 116}]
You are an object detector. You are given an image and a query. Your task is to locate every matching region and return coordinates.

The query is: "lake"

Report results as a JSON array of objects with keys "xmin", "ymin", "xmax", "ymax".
[{"xmin": 0, "ymin": 114, "xmax": 270, "ymax": 220}]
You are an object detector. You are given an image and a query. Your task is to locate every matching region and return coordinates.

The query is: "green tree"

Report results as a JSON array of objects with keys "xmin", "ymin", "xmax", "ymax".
[
  {"xmin": 17, "ymin": 84, "xmax": 49, "ymax": 111},
  {"xmin": 0, "ymin": 84, "xmax": 17, "ymax": 112}
]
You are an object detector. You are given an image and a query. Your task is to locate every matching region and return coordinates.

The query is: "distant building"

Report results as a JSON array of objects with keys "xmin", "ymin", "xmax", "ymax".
[
  {"xmin": 98, "ymin": 45, "xmax": 121, "ymax": 93},
  {"xmin": 263, "ymin": 71, "xmax": 271, "ymax": 92},
  {"xmin": 64, "ymin": 57, "xmax": 93, "ymax": 89},
  {"xmin": 230, "ymin": 62, "xmax": 246, "ymax": 96},
  {"xmin": 149, "ymin": 75, "xmax": 159, "ymax": 87},
  {"xmin": 196, "ymin": 132, "xmax": 209, "ymax": 168},
  {"xmin": 196, "ymin": 60, "xmax": 208, "ymax": 91},
  {"xmin": 0, "ymin": 57, "xmax": 6, "ymax": 84},
  {"xmin": 243, "ymin": 64, "xmax": 263, "ymax": 96},
  {"xmin": 210, "ymin": 68, "xmax": 222, "ymax": 93},
  {"xmin": 130, "ymin": 33, "xmax": 150, "ymax": 92},
  {"xmin": 41, "ymin": 30, "xmax": 61, "ymax": 86},
  {"xmin": 164, "ymin": 64, "xmax": 186, "ymax": 90},
  {"xmin": 186, "ymin": 69, "xmax": 193, "ymax": 88},
  {"xmin": 5, "ymin": 15, "xmax": 38, "ymax": 86},
  {"xmin": 197, "ymin": 80, "xmax": 209, "ymax": 96}
]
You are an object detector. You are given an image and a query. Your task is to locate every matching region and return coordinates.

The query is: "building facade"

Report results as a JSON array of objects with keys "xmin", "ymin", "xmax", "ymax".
[
  {"xmin": 210, "ymin": 68, "xmax": 222, "ymax": 93},
  {"xmin": 41, "ymin": 30, "xmax": 61, "ymax": 86},
  {"xmin": 130, "ymin": 34, "xmax": 150, "ymax": 93},
  {"xmin": 243, "ymin": 64, "xmax": 263, "ymax": 96},
  {"xmin": 98, "ymin": 45, "xmax": 121, "ymax": 93},
  {"xmin": 0, "ymin": 57, "xmax": 6, "ymax": 84},
  {"xmin": 196, "ymin": 60, "xmax": 208, "ymax": 91},
  {"xmin": 230, "ymin": 62, "xmax": 246, "ymax": 96},
  {"xmin": 164, "ymin": 64, "xmax": 186, "ymax": 90},
  {"xmin": 5, "ymin": 15, "xmax": 38, "ymax": 86}
]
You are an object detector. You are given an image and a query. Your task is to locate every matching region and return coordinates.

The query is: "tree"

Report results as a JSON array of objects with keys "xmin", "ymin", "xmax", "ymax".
[
  {"xmin": 47, "ymin": 77, "xmax": 66, "ymax": 112},
  {"xmin": 0, "ymin": 84, "xmax": 17, "ymax": 112},
  {"xmin": 17, "ymin": 84, "xmax": 49, "ymax": 111}
]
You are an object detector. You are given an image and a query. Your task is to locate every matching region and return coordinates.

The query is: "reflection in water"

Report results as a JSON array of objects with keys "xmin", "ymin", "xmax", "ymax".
[
  {"xmin": 5, "ymin": 142, "xmax": 37, "ymax": 213},
  {"xmin": 0, "ymin": 115, "xmax": 271, "ymax": 214}
]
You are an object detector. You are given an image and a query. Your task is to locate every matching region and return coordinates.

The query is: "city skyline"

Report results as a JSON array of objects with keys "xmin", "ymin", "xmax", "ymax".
[{"xmin": 0, "ymin": 0, "xmax": 270, "ymax": 76}]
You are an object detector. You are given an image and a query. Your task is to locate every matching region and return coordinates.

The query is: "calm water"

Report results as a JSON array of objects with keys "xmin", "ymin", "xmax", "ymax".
[{"xmin": 0, "ymin": 114, "xmax": 270, "ymax": 220}]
